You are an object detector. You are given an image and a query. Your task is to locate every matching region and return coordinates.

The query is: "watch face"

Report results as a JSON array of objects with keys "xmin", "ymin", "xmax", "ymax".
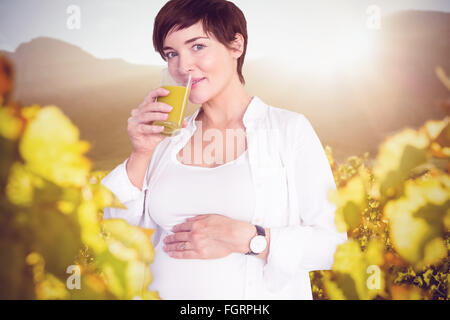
[{"xmin": 250, "ymin": 235, "xmax": 267, "ymax": 254}]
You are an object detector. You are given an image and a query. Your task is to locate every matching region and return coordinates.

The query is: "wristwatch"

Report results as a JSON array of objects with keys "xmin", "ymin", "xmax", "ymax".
[{"xmin": 245, "ymin": 224, "xmax": 267, "ymax": 255}]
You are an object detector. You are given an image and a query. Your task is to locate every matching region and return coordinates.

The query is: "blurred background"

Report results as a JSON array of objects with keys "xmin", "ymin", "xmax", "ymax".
[{"xmin": 0, "ymin": 0, "xmax": 449, "ymax": 170}]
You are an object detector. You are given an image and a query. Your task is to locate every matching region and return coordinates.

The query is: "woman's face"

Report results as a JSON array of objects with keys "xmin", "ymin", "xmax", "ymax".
[{"xmin": 162, "ymin": 21, "xmax": 241, "ymax": 105}]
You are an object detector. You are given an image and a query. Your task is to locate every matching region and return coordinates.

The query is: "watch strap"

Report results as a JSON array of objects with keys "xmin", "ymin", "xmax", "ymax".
[{"xmin": 255, "ymin": 224, "xmax": 266, "ymax": 237}]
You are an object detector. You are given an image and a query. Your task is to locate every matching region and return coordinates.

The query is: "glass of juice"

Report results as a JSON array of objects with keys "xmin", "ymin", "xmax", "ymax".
[{"xmin": 153, "ymin": 68, "xmax": 192, "ymax": 136}]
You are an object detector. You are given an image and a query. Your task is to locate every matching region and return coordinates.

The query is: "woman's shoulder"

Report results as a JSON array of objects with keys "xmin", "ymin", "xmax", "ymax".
[
  {"xmin": 262, "ymin": 101, "xmax": 313, "ymax": 134},
  {"xmin": 257, "ymin": 100, "xmax": 321, "ymax": 153},
  {"xmin": 260, "ymin": 102, "xmax": 327, "ymax": 164}
]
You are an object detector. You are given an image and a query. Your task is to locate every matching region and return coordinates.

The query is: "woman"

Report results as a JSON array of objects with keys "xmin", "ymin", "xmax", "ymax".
[{"xmin": 102, "ymin": 0, "xmax": 347, "ymax": 300}]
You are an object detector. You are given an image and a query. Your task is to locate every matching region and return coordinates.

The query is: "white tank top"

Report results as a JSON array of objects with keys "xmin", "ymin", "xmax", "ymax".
[{"xmin": 147, "ymin": 146, "xmax": 255, "ymax": 299}]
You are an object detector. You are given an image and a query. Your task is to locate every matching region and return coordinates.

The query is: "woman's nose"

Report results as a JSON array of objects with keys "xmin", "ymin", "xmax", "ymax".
[{"xmin": 178, "ymin": 54, "xmax": 194, "ymax": 74}]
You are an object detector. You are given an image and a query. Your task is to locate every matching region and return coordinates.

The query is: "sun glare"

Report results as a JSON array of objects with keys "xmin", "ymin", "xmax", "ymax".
[{"xmin": 284, "ymin": 25, "xmax": 377, "ymax": 78}]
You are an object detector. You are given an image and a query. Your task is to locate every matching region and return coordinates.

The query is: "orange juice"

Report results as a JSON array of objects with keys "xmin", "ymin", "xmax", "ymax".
[{"xmin": 154, "ymin": 85, "xmax": 190, "ymax": 135}]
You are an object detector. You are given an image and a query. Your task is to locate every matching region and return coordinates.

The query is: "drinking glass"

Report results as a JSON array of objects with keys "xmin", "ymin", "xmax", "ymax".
[{"xmin": 153, "ymin": 68, "xmax": 192, "ymax": 136}]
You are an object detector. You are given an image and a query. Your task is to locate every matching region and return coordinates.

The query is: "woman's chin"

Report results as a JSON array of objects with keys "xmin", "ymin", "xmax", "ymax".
[{"xmin": 189, "ymin": 93, "xmax": 209, "ymax": 105}]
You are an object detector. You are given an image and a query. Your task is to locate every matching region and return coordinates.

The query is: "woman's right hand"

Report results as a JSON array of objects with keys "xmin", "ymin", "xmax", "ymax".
[{"xmin": 127, "ymin": 87, "xmax": 188, "ymax": 156}]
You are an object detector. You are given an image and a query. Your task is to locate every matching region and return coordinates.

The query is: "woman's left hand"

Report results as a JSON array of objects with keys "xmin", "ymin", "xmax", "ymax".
[{"xmin": 162, "ymin": 214, "xmax": 255, "ymax": 259}]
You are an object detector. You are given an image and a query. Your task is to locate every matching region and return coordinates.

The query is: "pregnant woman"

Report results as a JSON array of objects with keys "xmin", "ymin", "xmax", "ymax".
[{"xmin": 101, "ymin": 0, "xmax": 347, "ymax": 300}]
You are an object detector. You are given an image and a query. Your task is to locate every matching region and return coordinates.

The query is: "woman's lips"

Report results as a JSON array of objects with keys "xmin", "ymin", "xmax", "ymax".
[{"xmin": 192, "ymin": 77, "xmax": 205, "ymax": 88}]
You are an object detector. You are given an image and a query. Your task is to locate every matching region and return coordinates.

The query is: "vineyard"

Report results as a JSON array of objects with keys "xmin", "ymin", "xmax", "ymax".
[
  {"xmin": 0, "ymin": 56, "xmax": 448, "ymax": 300},
  {"xmin": 312, "ymin": 114, "xmax": 449, "ymax": 299}
]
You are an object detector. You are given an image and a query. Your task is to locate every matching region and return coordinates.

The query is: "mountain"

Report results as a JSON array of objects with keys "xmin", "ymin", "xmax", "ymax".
[
  {"xmin": 1, "ymin": 10, "xmax": 449, "ymax": 171},
  {"xmin": 1, "ymin": 37, "xmax": 167, "ymax": 170}
]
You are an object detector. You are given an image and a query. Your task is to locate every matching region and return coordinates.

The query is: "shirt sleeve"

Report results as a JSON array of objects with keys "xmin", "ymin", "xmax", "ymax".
[
  {"xmin": 100, "ymin": 158, "xmax": 161, "ymax": 244},
  {"xmin": 262, "ymin": 115, "xmax": 348, "ymax": 291}
]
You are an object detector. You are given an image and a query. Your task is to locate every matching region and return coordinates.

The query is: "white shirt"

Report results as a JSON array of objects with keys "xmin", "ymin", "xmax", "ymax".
[
  {"xmin": 148, "ymin": 148, "xmax": 254, "ymax": 299},
  {"xmin": 101, "ymin": 96, "xmax": 348, "ymax": 299}
]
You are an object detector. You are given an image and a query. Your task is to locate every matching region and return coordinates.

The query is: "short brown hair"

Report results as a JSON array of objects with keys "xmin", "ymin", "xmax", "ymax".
[{"xmin": 153, "ymin": 0, "xmax": 248, "ymax": 84}]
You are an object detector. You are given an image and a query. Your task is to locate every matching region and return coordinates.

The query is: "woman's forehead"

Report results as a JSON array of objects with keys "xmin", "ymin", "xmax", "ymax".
[{"xmin": 164, "ymin": 21, "xmax": 212, "ymax": 46}]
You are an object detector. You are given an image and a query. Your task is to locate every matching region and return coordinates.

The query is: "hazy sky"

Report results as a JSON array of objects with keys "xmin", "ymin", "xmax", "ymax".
[{"xmin": 0, "ymin": 0, "xmax": 449, "ymax": 66}]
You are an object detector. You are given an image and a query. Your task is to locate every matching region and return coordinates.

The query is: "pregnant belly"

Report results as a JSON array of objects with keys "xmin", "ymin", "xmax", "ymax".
[{"xmin": 148, "ymin": 240, "xmax": 247, "ymax": 300}]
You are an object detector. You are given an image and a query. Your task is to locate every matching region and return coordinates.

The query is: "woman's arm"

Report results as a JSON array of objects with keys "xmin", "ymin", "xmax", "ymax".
[
  {"xmin": 126, "ymin": 151, "xmax": 153, "ymax": 191},
  {"xmin": 101, "ymin": 157, "xmax": 150, "ymax": 226},
  {"xmin": 234, "ymin": 225, "xmax": 271, "ymax": 262},
  {"xmin": 101, "ymin": 156, "xmax": 162, "ymax": 246},
  {"xmin": 165, "ymin": 215, "xmax": 271, "ymax": 261},
  {"xmin": 261, "ymin": 115, "xmax": 347, "ymax": 291}
]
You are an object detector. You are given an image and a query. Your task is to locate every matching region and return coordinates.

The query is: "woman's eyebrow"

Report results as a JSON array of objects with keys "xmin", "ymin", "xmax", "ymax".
[{"xmin": 163, "ymin": 36, "xmax": 209, "ymax": 51}]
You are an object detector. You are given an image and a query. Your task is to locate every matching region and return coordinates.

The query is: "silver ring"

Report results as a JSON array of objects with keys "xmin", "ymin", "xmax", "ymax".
[{"xmin": 180, "ymin": 242, "xmax": 185, "ymax": 250}]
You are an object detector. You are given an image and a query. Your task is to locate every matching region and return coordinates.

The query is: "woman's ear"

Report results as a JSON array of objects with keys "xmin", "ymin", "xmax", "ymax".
[{"xmin": 230, "ymin": 33, "xmax": 245, "ymax": 59}]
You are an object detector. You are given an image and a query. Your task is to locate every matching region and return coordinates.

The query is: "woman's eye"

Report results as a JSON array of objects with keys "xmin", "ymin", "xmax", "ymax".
[
  {"xmin": 165, "ymin": 44, "xmax": 204, "ymax": 59},
  {"xmin": 193, "ymin": 44, "xmax": 205, "ymax": 51},
  {"xmin": 166, "ymin": 52, "xmax": 177, "ymax": 59}
]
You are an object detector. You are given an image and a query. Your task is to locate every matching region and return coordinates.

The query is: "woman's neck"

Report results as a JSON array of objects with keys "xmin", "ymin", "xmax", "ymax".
[{"xmin": 199, "ymin": 75, "xmax": 252, "ymax": 130}]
